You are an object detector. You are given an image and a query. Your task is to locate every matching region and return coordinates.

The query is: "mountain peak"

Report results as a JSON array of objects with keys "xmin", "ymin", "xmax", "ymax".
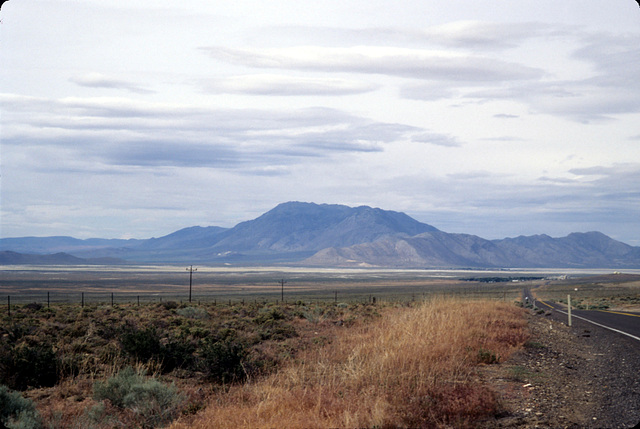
[{"xmin": 214, "ymin": 201, "xmax": 438, "ymax": 253}]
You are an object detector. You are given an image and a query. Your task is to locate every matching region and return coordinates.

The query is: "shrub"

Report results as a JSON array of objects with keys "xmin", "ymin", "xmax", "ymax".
[
  {"xmin": 161, "ymin": 301, "xmax": 179, "ymax": 311},
  {"xmin": 476, "ymin": 348, "xmax": 500, "ymax": 364},
  {"xmin": 119, "ymin": 326, "xmax": 163, "ymax": 363},
  {"xmin": 257, "ymin": 323, "xmax": 297, "ymax": 341},
  {"xmin": 161, "ymin": 339, "xmax": 196, "ymax": 373},
  {"xmin": 0, "ymin": 343, "xmax": 59, "ymax": 390},
  {"xmin": 254, "ymin": 308, "xmax": 286, "ymax": 325},
  {"xmin": 119, "ymin": 325, "xmax": 196, "ymax": 373},
  {"xmin": 0, "ymin": 385, "xmax": 42, "ymax": 429},
  {"xmin": 200, "ymin": 339, "xmax": 247, "ymax": 384},
  {"xmin": 92, "ymin": 367, "xmax": 186, "ymax": 428},
  {"xmin": 175, "ymin": 307, "xmax": 209, "ymax": 320}
]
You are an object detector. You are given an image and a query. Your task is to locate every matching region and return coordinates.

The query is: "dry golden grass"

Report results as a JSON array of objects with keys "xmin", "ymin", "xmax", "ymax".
[{"xmin": 171, "ymin": 297, "xmax": 528, "ymax": 428}]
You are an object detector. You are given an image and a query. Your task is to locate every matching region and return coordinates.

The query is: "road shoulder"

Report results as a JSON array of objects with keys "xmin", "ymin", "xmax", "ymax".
[{"xmin": 478, "ymin": 308, "xmax": 640, "ymax": 428}]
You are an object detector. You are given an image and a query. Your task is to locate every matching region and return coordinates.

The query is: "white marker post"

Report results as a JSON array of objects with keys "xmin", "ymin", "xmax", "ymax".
[{"xmin": 567, "ymin": 294, "xmax": 572, "ymax": 327}]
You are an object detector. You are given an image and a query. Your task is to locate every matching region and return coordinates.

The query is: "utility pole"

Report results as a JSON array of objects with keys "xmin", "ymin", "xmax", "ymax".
[
  {"xmin": 187, "ymin": 265, "xmax": 197, "ymax": 303},
  {"xmin": 279, "ymin": 279, "xmax": 287, "ymax": 302}
]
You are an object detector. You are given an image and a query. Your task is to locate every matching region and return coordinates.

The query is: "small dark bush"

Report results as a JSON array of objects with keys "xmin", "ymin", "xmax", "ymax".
[
  {"xmin": 476, "ymin": 348, "xmax": 499, "ymax": 364},
  {"xmin": 200, "ymin": 339, "xmax": 247, "ymax": 384},
  {"xmin": 161, "ymin": 301, "xmax": 179, "ymax": 311},
  {"xmin": 120, "ymin": 326, "xmax": 163, "ymax": 362},
  {"xmin": 161, "ymin": 339, "xmax": 196, "ymax": 373},
  {"xmin": 0, "ymin": 343, "xmax": 59, "ymax": 390},
  {"xmin": 0, "ymin": 385, "xmax": 42, "ymax": 429},
  {"xmin": 119, "ymin": 326, "xmax": 196, "ymax": 373},
  {"xmin": 254, "ymin": 308, "xmax": 286, "ymax": 325},
  {"xmin": 24, "ymin": 302, "xmax": 43, "ymax": 312},
  {"xmin": 258, "ymin": 322, "xmax": 298, "ymax": 341},
  {"xmin": 5, "ymin": 324, "xmax": 31, "ymax": 343}
]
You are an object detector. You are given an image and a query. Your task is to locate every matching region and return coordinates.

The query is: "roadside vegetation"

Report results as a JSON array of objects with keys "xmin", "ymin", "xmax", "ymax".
[
  {"xmin": 3, "ymin": 270, "xmax": 638, "ymax": 427},
  {"xmin": 0, "ymin": 295, "xmax": 530, "ymax": 428},
  {"xmin": 169, "ymin": 297, "xmax": 528, "ymax": 428}
]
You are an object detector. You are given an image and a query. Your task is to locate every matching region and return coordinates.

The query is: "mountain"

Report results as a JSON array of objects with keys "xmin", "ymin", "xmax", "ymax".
[
  {"xmin": 1, "ymin": 202, "xmax": 639, "ymax": 268},
  {"xmin": 0, "ymin": 236, "xmax": 142, "ymax": 255},
  {"xmin": 303, "ymin": 231, "xmax": 640, "ymax": 268},
  {"xmin": 206, "ymin": 202, "xmax": 438, "ymax": 253},
  {"xmin": 0, "ymin": 251, "xmax": 126, "ymax": 265}
]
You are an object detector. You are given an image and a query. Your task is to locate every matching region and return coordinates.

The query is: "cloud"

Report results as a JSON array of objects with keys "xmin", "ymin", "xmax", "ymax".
[
  {"xmin": 257, "ymin": 21, "xmax": 563, "ymax": 51},
  {"xmin": 399, "ymin": 83, "xmax": 458, "ymax": 101},
  {"xmin": 420, "ymin": 20, "xmax": 563, "ymax": 50},
  {"xmin": 464, "ymin": 30, "xmax": 640, "ymax": 122},
  {"xmin": 480, "ymin": 136, "xmax": 525, "ymax": 142},
  {"xmin": 0, "ymin": 94, "xmax": 420, "ymax": 170},
  {"xmin": 411, "ymin": 132, "xmax": 462, "ymax": 147},
  {"xmin": 386, "ymin": 163, "xmax": 640, "ymax": 241},
  {"xmin": 199, "ymin": 74, "xmax": 379, "ymax": 96},
  {"xmin": 200, "ymin": 45, "xmax": 544, "ymax": 82},
  {"xmin": 70, "ymin": 73, "xmax": 155, "ymax": 94}
]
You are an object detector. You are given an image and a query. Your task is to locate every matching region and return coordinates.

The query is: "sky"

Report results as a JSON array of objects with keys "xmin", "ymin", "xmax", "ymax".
[{"xmin": 1, "ymin": 1, "xmax": 640, "ymax": 245}]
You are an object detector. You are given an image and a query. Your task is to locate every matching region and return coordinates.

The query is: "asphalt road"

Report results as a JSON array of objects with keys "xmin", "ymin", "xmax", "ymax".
[{"xmin": 524, "ymin": 287, "xmax": 640, "ymax": 342}]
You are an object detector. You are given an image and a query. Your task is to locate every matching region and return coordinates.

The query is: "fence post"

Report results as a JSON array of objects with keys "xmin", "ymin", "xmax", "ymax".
[
  {"xmin": 111, "ymin": 292, "xmax": 114, "ymax": 307},
  {"xmin": 7, "ymin": 296, "xmax": 10, "ymax": 317},
  {"xmin": 81, "ymin": 292, "xmax": 84, "ymax": 308},
  {"xmin": 137, "ymin": 296, "xmax": 140, "ymax": 306},
  {"xmin": 47, "ymin": 291, "xmax": 50, "ymax": 308},
  {"xmin": 567, "ymin": 294, "xmax": 572, "ymax": 327}
]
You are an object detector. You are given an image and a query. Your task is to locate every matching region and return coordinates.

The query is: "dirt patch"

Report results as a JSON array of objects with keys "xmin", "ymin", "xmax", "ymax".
[{"xmin": 478, "ymin": 308, "xmax": 640, "ymax": 428}]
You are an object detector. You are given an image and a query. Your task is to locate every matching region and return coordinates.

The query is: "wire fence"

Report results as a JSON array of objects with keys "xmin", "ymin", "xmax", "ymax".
[{"xmin": 3, "ymin": 287, "xmax": 521, "ymax": 317}]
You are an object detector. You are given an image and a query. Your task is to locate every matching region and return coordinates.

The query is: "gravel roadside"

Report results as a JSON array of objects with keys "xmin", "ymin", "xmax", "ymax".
[{"xmin": 479, "ymin": 307, "xmax": 640, "ymax": 428}]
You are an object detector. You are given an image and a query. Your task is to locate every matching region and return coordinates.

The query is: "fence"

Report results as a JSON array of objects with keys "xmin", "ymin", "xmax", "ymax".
[{"xmin": 4, "ymin": 286, "xmax": 520, "ymax": 317}]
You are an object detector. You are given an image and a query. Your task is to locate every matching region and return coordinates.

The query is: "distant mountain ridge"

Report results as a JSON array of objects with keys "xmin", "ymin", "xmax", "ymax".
[
  {"xmin": 1, "ymin": 202, "xmax": 639, "ymax": 268},
  {"xmin": 0, "ymin": 251, "xmax": 126, "ymax": 265},
  {"xmin": 304, "ymin": 230, "xmax": 640, "ymax": 268}
]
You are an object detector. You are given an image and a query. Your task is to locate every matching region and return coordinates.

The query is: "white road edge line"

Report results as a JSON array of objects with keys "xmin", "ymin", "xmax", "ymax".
[{"xmin": 552, "ymin": 308, "xmax": 640, "ymax": 342}]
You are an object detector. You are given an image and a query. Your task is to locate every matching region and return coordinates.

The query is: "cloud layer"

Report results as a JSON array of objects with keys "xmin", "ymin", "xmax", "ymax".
[{"xmin": 1, "ymin": 1, "xmax": 639, "ymax": 246}]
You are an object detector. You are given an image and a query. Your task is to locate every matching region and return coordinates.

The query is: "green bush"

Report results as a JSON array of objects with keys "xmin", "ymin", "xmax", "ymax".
[
  {"xmin": 175, "ymin": 307, "xmax": 209, "ymax": 320},
  {"xmin": 0, "ymin": 385, "xmax": 42, "ymax": 429},
  {"xmin": 160, "ymin": 301, "xmax": 179, "ymax": 311},
  {"xmin": 120, "ymin": 326, "xmax": 163, "ymax": 362},
  {"xmin": 92, "ymin": 367, "xmax": 185, "ymax": 428},
  {"xmin": 119, "ymin": 326, "xmax": 195, "ymax": 373},
  {"xmin": 161, "ymin": 339, "xmax": 196, "ymax": 373},
  {"xmin": 254, "ymin": 308, "xmax": 286, "ymax": 325},
  {"xmin": 476, "ymin": 348, "xmax": 500, "ymax": 364},
  {"xmin": 0, "ymin": 343, "xmax": 59, "ymax": 390},
  {"xmin": 200, "ymin": 338, "xmax": 247, "ymax": 384}
]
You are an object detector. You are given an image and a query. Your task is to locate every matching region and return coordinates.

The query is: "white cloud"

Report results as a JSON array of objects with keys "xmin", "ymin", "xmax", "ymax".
[
  {"xmin": 200, "ymin": 45, "xmax": 544, "ymax": 82},
  {"xmin": 70, "ymin": 73, "xmax": 155, "ymax": 94},
  {"xmin": 199, "ymin": 74, "xmax": 379, "ymax": 96}
]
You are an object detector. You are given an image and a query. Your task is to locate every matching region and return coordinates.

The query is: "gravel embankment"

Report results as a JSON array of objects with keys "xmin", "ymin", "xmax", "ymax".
[{"xmin": 479, "ymin": 308, "xmax": 640, "ymax": 428}]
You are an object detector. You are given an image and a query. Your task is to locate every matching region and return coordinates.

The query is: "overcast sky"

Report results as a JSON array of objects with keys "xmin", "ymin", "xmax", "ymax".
[{"xmin": 1, "ymin": 1, "xmax": 639, "ymax": 245}]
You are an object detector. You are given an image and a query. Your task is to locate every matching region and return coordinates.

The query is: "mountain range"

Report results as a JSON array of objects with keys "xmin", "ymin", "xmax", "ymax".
[{"xmin": 2, "ymin": 201, "xmax": 639, "ymax": 268}]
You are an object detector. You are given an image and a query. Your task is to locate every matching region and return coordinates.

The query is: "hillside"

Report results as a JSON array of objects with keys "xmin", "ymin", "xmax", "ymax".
[{"xmin": 302, "ymin": 231, "xmax": 640, "ymax": 268}]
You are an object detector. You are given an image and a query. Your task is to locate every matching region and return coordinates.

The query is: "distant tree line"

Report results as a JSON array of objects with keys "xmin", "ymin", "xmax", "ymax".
[{"xmin": 461, "ymin": 276, "xmax": 545, "ymax": 283}]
